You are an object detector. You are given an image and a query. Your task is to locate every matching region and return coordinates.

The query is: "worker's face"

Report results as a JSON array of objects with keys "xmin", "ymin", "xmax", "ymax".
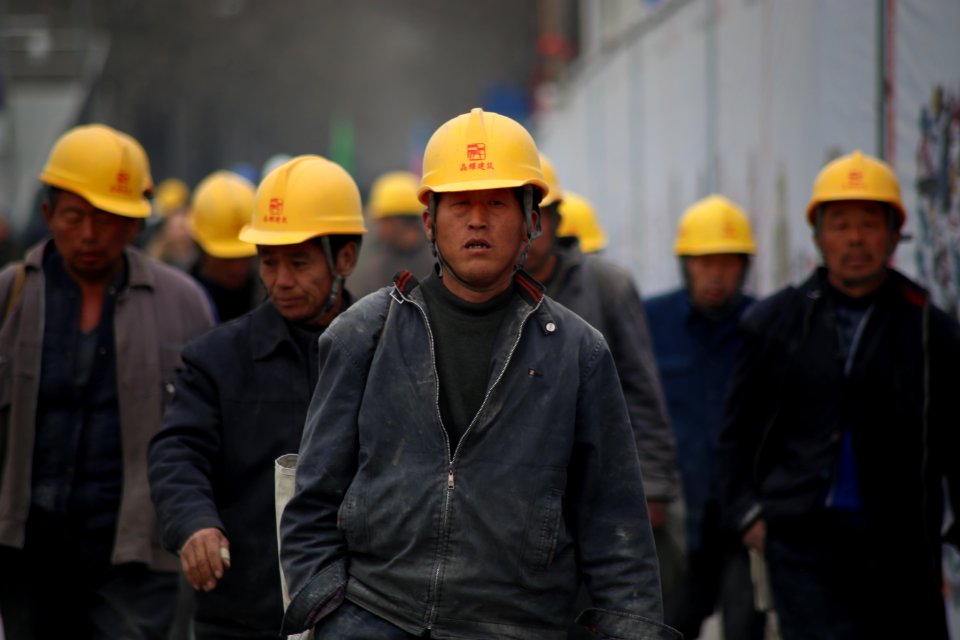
[
  {"xmin": 425, "ymin": 189, "xmax": 531, "ymax": 301},
  {"xmin": 43, "ymin": 190, "xmax": 139, "ymax": 283},
  {"xmin": 815, "ymin": 200, "xmax": 898, "ymax": 296},
  {"xmin": 258, "ymin": 239, "xmax": 357, "ymax": 326},
  {"xmin": 201, "ymin": 254, "xmax": 256, "ymax": 290},
  {"xmin": 375, "ymin": 215, "xmax": 426, "ymax": 252},
  {"xmin": 685, "ymin": 254, "xmax": 747, "ymax": 311},
  {"xmin": 524, "ymin": 203, "xmax": 557, "ymax": 276}
]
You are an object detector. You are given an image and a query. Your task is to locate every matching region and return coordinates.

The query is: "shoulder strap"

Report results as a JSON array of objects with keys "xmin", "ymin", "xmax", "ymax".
[{"xmin": 2, "ymin": 263, "xmax": 26, "ymax": 325}]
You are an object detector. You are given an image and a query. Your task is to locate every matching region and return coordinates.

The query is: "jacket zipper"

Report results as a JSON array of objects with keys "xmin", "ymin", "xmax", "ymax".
[{"xmin": 404, "ymin": 290, "xmax": 542, "ymax": 630}]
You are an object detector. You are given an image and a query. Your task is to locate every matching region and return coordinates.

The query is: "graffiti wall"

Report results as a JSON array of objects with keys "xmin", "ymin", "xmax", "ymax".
[
  {"xmin": 913, "ymin": 86, "xmax": 960, "ymax": 318},
  {"xmin": 536, "ymin": 0, "xmax": 960, "ymax": 313}
]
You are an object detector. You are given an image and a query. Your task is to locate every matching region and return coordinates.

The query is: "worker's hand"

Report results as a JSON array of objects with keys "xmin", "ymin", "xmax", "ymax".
[
  {"xmin": 180, "ymin": 527, "xmax": 231, "ymax": 592},
  {"xmin": 742, "ymin": 518, "xmax": 766, "ymax": 554},
  {"xmin": 647, "ymin": 500, "xmax": 668, "ymax": 529}
]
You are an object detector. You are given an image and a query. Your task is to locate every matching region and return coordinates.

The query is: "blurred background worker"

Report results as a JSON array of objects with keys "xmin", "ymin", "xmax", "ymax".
[
  {"xmin": 0, "ymin": 124, "xmax": 214, "ymax": 639},
  {"xmin": 144, "ymin": 177, "xmax": 198, "ymax": 270},
  {"xmin": 149, "ymin": 155, "xmax": 365, "ymax": 640},
  {"xmin": 350, "ymin": 170, "xmax": 433, "ymax": 297},
  {"xmin": 525, "ymin": 154, "xmax": 679, "ymax": 525},
  {"xmin": 556, "ymin": 191, "xmax": 608, "ymax": 254},
  {"xmin": 644, "ymin": 195, "xmax": 764, "ymax": 640},
  {"xmin": 186, "ymin": 170, "xmax": 263, "ymax": 323},
  {"xmin": 717, "ymin": 151, "xmax": 960, "ymax": 639},
  {"xmin": 522, "ymin": 155, "xmax": 678, "ymax": 640}
]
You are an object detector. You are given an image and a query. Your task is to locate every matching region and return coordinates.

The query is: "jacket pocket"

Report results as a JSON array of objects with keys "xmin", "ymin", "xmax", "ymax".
[
  {"xmin": 337, "ymin": 478, "xmax": 368, "ymax": 554},
  {"xmin": 522, "ymin": 488, "xmax": 564, "ymax": 571}
]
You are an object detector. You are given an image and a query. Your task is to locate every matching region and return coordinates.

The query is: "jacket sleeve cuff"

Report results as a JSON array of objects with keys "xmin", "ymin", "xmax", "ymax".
[
  {"xmin": 575, "ymin": 608, "xmax": 682, "ymax": 640},
  {"xmin": 738, "ymin": 503, "xmax": 763, "ymax": 533},
  {"xmin": 280, "ymin": 558, "xmax": 347, "ymax": 634}
]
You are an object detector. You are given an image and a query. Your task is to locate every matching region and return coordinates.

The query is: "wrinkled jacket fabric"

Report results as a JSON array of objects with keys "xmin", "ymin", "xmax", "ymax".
[
  {"xmin": 547, "ymin": 239, "xmax": 678, "ymax": 502},
  {"xmin": 149, "ymin": 300, "xmax": 341, "ymax": 634},
  {"xmin": 645, "ymin": 289, "xmax": 754, "ymax": 550},
  {"xmin": 717, "ymin": 268, "xmax": 960, "ymax": 592},
  {"xmin": 0, "ymin": 240, "xmax": 214, "ymax": 570},
  {"xmin": 281, "ymin": 272, "xmax": 679, "ymax": 640}
]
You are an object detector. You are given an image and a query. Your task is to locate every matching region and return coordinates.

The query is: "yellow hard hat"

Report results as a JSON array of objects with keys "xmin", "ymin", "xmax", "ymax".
[
  {"xmin": 368, "ymin": 171, "xmax": 423, "ymax": 219},
  {"xmin": 155, "ymin": 178, "xmax": 191, "ymax": 218},
  {"xmin": 116, "ymin": 131, "xmax": 154, "ymax": 197},
  {"xmin": 39, "ymin": 124, "xmax": 152, "ymax": 218},
  {"xmin": 239, "ymin": 155, "xmax": 367, "ymax": 246},
  {"xmin": 805, "ymin": 150, "xmax": 905, "ymax": 228},
  {"xmin": 538, "ymin": 153, "xmax": 564, "ymax": 207},
  {"xmin": 187, "ymin": 171, "xmax": 257, "ymax": 258},
  {"xmin": 558, "ymin": 191, "xmax": 608, "ymax": 253},
  {"xmin": 418, "ymin": 107, "xmax": 548, "ymax": 204},
  {"xmin": 674, "ymin": 195, "xmax": 756, "ymax": 256}
]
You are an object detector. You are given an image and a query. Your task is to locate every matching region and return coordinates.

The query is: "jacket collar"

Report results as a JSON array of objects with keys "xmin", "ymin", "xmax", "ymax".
[
  {"xmin": 250, "ymin": 301, "xmax": 298, "ymax": 361},
  {"xmin": 392, "ymin": 269, "xmax": 544, "ymax": 307},
  {"xmin": 807, "ymin": 266, "xmax": 927, "ymax": 308},
  {"xmin": 28, "ymin": 239, "xmax": 154, "ymax": 290},
  {"xmin": 543, "ymin": 237, "xmax": 583, "ymax": 298},
  {"xmin": 250, "ymin": 289, "xmax": 356, "ymax": 360}
]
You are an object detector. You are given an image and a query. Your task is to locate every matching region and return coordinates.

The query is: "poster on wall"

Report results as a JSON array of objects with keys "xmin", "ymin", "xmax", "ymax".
[{"xmin": 913, "ymin": 85, "xmax": 960, "ymax": 320}]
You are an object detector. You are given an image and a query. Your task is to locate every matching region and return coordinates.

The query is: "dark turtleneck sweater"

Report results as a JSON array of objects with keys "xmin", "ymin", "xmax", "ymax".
[{"xmin": 420, "ymin": 273, "xmax": 513, "ymax": 450}]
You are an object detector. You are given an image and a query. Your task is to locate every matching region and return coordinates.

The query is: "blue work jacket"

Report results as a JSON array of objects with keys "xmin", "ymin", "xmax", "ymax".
[{"xmin": 645, "ymin": 289, "xmax": 754, "ymax": 550}]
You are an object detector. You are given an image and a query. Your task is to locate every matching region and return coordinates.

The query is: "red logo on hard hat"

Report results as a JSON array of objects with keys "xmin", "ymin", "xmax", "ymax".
[
  {"xmin": 269, "ymin": 198, "xmax": 283, "ymax": 214},
  {"xmin": 467, "ymin": 143, "xmax": 486, "ymax": 161},
  {"xmin": 845, "ymin": 170, "xmax": 865, "ymax": 188},
  {"xmin": 110, "ymin": 170, "xmax": 131, "ymax": 194},
  {"xmin": 723, "ymin": 220, "xmax": 736, "ymax": 237}
]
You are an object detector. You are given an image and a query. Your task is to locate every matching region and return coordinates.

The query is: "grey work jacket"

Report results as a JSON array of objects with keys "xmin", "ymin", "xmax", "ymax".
[
  {"xmin": 281, "ymin": 271, "xmax": 680, "ymax": 640},
  {"xmin": 547, "ymin": 239, "xmax": 679, "ymax": 502},
  {"xmin": 0, "ymin": 240, "xmax": 214, "ymax": 570}
]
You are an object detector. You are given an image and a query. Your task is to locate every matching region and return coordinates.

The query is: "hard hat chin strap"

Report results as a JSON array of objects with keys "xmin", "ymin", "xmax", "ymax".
[
  {"xmin": 319, "ymin": 235, "xmax": 344, "ymax": 319},
  {"xmin": 428, "ymin": 186, "xmax": 541, "ymax": 294}
]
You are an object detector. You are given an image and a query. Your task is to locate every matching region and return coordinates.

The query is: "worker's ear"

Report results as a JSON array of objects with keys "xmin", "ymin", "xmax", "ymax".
[
  {"xmin": 335, "ymin": 241, "xmax": 359, "ymax": 277},
  {"xmin": 422, "ymin": 209, "xmax": 433, "ymax": 243}
]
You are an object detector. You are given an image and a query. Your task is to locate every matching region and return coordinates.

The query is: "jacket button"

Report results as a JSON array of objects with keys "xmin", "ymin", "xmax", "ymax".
[{"xmin": 545, "ymin": 322, "xmax": 556, "ymax": 333}]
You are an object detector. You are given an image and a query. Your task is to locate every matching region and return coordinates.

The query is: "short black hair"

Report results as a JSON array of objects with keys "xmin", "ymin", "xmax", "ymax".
[
  {"xmin": 311, "ymin": 234, "xmax": 363, "ymax": 260},
  {"xmin": 45, "ymin": 186, "xmax": 62, "ymax": 211}
]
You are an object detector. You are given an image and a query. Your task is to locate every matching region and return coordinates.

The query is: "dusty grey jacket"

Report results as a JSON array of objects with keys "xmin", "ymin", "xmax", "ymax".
[
  {"xmin": 0, "ymin": 240, "xmax": 214, "ymax": 570},
  {"xmin": 547, "ymin": 239, "xmax": 679, "ymax": 502},
  {"xmin": 280, "ymin": 271, "xmax": 680, "ymax": 640}
]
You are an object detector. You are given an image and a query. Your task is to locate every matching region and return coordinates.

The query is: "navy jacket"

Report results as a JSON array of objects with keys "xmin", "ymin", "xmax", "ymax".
[
  {"xmin": 280, "ymin": 272, "xmax": 680, "ymax": 640},
  {"xmin": 645, "ymin": 289, "xmax": 754, "ymax": 550},
  {"xmin": 717, "ymin": 268, "xmax": 960, "ymax": 586},
  {"xmin": 148, "ymin": 300, "xmax": 336, "ymax": 635}
]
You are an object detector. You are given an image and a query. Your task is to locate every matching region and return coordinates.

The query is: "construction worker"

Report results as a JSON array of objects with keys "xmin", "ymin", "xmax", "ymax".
[
  {"xmin": 155, "ymin": 178, "xmax": 190, "ymax": 217},
  {"xmin": 148, "ymin": 155, "xmax": 365, "ymax": 639},
  {"xmin": 145, "ymin": 177, "xmax": 197, "ymax": 270},
  {"xmin": 645, "ymin": 195, "xmax": 765, "ymax": 640},
  {"xmin": 186, "ymin": 170, "xmax": 263, "ymax": 322},
  {"xmin": 525, "ymin": 154, "xmax": 679, "ymax": 527},
  {"xmin": 556, "ymin": 191, "xmax": 608, "ymax": 254},
  {"xmin": 0, "ymin": 124, "xmax": 214, "ymax": 639},
  {"xmin": 350, "ymin": 170, "xmax": 434, "ymax": 297},
  {"xmin": 279, "ymin": 108, "xmax": 679, "ymax": 639},
  {"xmin": 717, "ymin": 151, "xmax": 960, "ymax": 638}
]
